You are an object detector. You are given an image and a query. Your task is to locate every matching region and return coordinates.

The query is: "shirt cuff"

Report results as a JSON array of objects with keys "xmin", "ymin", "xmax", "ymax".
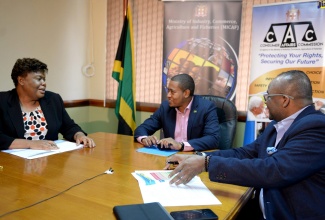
[{"xmin": 183, "ymin": 141, "xmax": 194, "ymax": 151}]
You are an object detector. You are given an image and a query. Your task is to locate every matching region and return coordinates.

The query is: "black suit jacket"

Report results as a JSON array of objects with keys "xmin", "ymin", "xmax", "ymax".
[
  {"xmin": 0, "ymin": 89, "xmax": 85, "ymax": 150},
  {"xmin": 134, "ymin": 95, "xmax": 220, "ymax": 151}
]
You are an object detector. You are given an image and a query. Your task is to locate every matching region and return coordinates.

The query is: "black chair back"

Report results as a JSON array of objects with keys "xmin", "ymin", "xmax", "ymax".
[{"xmin": 201, "ymin": 95, "xmax": 237, "ymax": 149}]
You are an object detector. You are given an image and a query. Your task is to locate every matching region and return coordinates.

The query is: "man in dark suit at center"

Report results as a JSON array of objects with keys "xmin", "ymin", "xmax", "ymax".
[{"xmin": 134, "ymin": 74, "xmax": 220, "ymax": 151}]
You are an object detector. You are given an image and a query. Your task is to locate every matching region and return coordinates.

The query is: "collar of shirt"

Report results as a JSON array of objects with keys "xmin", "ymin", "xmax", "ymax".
[
  {"xmin": 273, "ymin": 105, "xmax": 309, "ymax": 147},
  {"xmin": 174, "ymin": 97, "xmax": 194, "ymax": 143},
  {"xmin": 175, "ymin": 97, "xmax": 194, "ymax": 114}
]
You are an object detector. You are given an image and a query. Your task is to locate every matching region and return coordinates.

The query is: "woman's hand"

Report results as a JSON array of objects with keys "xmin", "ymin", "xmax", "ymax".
[
  {"xmin": 74, "ymin": 132, "xmax": 96, "ymax": 148},
  {"xmin": 29, "ymin": 140, "xmax": 59, "ymax": 150}
]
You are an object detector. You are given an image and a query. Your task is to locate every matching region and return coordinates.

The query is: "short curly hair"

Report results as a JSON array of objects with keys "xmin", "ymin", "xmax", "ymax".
[
  {"xmin": 11, "ymin": 58, "xmax": 48, "ymax": 87},
  {"xmin": 170, "ymin": 73, "xmax": 195, "ymax": 96}
]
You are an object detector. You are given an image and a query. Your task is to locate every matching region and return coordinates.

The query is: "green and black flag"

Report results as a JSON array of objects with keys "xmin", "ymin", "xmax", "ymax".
[{"xmin": 112, "ymin": 5, "xmax": 136, "ymax": 136}]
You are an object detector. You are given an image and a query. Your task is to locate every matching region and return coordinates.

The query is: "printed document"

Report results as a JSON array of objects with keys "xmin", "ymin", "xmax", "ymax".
[
  {"xmin": 132, "ymin": 170, "xmax": 221, "ymax": 206},
  {"xmin": 2, "ymin": 140, "xmax": 83, "ymax": 159}
]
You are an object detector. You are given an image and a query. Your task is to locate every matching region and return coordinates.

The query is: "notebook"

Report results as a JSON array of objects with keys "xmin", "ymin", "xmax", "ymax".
[{"xmin": 113, "ymin": 202, "xmax": 173, "ymax": 220}]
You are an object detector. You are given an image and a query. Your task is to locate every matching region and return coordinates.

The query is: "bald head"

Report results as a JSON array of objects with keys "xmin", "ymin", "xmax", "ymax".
[
  {"xmin": 269, "ymin": 70, "xmax": 313, "ymax": 104},
  {"xmin": 266, "ymin": 70, "xmax": 313, "ymax": 121}
]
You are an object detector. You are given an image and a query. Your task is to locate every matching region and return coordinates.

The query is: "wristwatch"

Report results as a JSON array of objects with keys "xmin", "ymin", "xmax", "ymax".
[
  {"xmin": 194, "ymin": 151, "xmax": 206, "ymax": 156},
  {"xmin": 179, "ymin": 142, "xmax": 184, "ymax": 151}
]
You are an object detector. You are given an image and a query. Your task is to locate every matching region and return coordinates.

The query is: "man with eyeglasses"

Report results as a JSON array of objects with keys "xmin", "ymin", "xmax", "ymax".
[{"xmin": 165, "ymin": 70, "xmax": 325, "ymax": 220}]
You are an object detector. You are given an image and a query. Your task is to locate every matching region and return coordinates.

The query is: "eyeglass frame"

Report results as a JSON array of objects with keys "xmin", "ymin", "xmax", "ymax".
[{"xmin": 263, "ymin": 92, "xmax": 294, "ymax": 102}]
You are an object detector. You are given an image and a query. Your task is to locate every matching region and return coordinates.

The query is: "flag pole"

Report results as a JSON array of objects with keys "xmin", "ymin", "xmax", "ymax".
[{"xmin": 123, "ymin": 0, "xmax": 128, "ymax": 17}]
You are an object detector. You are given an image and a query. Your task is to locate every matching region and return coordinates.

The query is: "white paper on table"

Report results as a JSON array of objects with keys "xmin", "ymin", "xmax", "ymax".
[
  {"xmin": 132, "ymin": 170, "xmax": 221, "ymax": 206},
  {"xmin": 2, "ymin": 140, "xmax": 83, "ymax": 159}
]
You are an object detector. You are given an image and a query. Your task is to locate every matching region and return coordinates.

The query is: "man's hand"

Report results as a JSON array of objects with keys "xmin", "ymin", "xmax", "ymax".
[
  {"xmin": 158, "ymin": 137, "xmax": 181, "ymax": 150},
  {"xmin": 141, "ymin": 135, "xmax": 158, "ymax": 146},
  {"xmin": 164, "ymin": 154, "xmax": 206, "ymax": 185}
]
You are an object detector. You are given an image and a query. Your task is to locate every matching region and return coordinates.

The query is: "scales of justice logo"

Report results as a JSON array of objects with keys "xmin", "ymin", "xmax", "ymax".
[{"xmin": 262, "ymin": 5, "xmax": 318, "ymax": 48}]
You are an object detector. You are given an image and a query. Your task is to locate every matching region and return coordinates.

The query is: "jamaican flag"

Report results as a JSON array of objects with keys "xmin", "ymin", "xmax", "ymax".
[{"xmin": 112, "ymin": 5, "xmax": 136, "ymax": 136}]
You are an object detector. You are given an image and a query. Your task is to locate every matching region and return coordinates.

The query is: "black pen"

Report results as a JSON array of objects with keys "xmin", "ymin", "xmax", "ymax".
[{"xmin": 167, "ymin": 161, "xmax": 179, "ymax": 165}]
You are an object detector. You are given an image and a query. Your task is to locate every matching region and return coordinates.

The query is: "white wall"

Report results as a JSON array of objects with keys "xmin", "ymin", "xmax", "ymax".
[{"xmin": 0, "ymin": 0, "xmax": 107, "ymax": 101}]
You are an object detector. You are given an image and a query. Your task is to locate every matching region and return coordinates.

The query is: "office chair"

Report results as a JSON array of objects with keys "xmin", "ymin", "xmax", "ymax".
[{"xmin": 201, "ymin": 95, "xmax": 237, "ymax": 149}]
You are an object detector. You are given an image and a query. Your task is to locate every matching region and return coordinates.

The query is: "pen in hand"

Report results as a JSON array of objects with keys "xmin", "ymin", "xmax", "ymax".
[
  {"xmin": 167, "ymin": 161, "xmax": 179, "ymax": 165},
  {"xmin": 164, "ymin": 160, "xmax": 179, "ymax": 170}
]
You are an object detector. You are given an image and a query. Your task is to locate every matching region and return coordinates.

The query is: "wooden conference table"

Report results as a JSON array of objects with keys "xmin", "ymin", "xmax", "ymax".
[{"xmin": 0, "ymin": 132, "xmax": 253, "ymax": 220}]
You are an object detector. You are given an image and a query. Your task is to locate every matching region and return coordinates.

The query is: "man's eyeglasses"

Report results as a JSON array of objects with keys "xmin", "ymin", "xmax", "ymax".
[{"xmin": 263, "ymin": 93, "xmax": 294, "ymax": 102}]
